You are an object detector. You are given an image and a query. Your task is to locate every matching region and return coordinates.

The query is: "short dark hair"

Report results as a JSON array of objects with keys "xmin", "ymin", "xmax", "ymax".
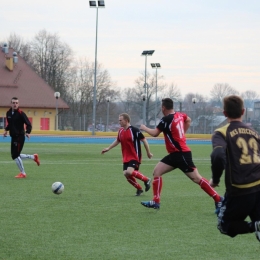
[
  {"xmin": 119, "ymin": 113, "xmax": 131, "ymax": 123},
  {"xmin": 162, "ymin": 98, "xmax": 173, "ymax": 110},
  {"xmin": 223, "ymin": 95, "xmax": 244, "ymax": 119},
  {"xmin": 11, "ymin": 97, "xmax": 18, "ymax": 101}
]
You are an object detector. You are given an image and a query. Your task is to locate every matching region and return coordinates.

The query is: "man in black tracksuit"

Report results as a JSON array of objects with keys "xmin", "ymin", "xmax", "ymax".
[
  {"xmin": 3, "ymin": 97, "xmax": 40, "ymax": 178},
  {"xmin": 209, "ymin": 95, "xmax": 260, "ymax": 242}
]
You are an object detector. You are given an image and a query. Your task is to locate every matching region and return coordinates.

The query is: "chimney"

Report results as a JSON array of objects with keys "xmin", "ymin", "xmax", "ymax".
[
  {"xmin": 6, "ymin": 57, "xmax": 14, "ymax": 71},
  {"xmin": 13, "ymin": 52, "xmax": 18, "ymax": 64},
  {"xmin": 2, "ymin": 43, "xmax": 8, "ymax": 54}
]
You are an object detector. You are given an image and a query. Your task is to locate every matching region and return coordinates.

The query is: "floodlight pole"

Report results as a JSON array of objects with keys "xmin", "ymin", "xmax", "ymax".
[
  {"xmin": 92, "ymin": 6, "xmax": 98, "ymax": 135},
  {"xmin": 54, "ymin": 92, "xmax": 60, "ymax": 131},
  {"xmin": 144, "ymin": 55, "xmax": 147, "ymax": 125},
  {"xmin": 151, "ymin": 63, "xmax": 160, "ymax": 127},
  {"xmin": 142, "ymin": 94, "xmax": 146, "ymax": 124},
  {"xmin": 155, "ymin": 66, "xmax": 157, "ymax": 127},
  {"xmin": 141, "ymin": 50, "xmax": 154, "ymax": 125},
  {"xmin": 106, "ymin": 98, "xmax": 109, "ymax": 132},
  {"xmin": 192, "ymin": 98, "xmax": 197, "ymax": 134},
  {"xmin": 90, "ymin": 1, "xmax": 105, "ymax": 135}
]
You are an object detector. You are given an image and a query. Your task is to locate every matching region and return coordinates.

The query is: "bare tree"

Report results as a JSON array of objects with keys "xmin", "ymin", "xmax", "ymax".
[
  {"xmin": 118, "ymin": 87, "xmax": 143, "ymax": 124},
  {"xmin": 3, "ymin": 33, "xmax": 32, "ymax": 62},
  {"xmin": 28, "ymin": 29, "xmax": 74, "ymax": 95},
  {"xmin": 210, "ymin": 83, "xmax": 239, "ymax": 104},
  {"xmin": 161, "ymin": 82, "xmax": 182, "ymax": 110},
  {"xmin": 163, "ymin": 83, "xmax": 181, "ymax": 98},
  {"xmin": 1, "ymin": 30, "xmax": 120, "ymax": 131},
  {"xmin": 134, "ymin": 70, "xmax": 166, "ymax": 126},
  {"xmin": 182, "ymin": 93, "xmax": 216, "ymax": 133},
  {"xmin": 183, "ymin": 93, "xmax": 205, "ymax": 116},
  {"xmin": 241, "ymin": 90, "xmax": 260, "ymax": 108},
  {"xmin": 5, "ymin": 33, "xmax": 24, "ymax": 52},
  {"xmin": 64, "ymin": 59, "xmax": 119, "ymax": 130}
]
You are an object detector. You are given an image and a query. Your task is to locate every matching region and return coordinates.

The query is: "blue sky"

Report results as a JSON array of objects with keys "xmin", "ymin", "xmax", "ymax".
[{"xmin": 1, "ymin": 0, "xmax": 259, "ymax": 97}]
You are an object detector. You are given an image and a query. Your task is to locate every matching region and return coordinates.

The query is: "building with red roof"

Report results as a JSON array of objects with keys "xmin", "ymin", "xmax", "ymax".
[{"xmin": 0, "ymin": 45, "xmax": 69, "ymax": 131}]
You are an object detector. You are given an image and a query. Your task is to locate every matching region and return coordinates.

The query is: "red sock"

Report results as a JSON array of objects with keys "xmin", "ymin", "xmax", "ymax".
[
  {"xmin": 199, "ymin": 178, "xmax": 220, "ymax": 202},
  {"xmin": 152, "ymin": 176, "xmax": 162, "ymax": 203},
  {"xmin": 126, "ymin": 176, "xmax": 142, "ymax": 190},
  {"xmin": 132, "ymin": 170, "xmax": 149, "ymax": 182}
]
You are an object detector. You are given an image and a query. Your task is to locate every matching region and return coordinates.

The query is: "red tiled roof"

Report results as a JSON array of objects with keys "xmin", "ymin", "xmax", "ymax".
[{"xmin": 0, "ymin": 48, "xmax": 69, "ymax": 109}]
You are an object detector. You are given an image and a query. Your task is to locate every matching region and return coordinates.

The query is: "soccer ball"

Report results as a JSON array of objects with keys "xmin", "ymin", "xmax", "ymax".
[{"xmin": 52, "ymin": 182, "xmax": 64, "ymax": 195}]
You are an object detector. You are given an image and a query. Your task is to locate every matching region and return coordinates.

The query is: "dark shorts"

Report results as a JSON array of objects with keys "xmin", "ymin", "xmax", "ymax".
[
  {"xmin": 11, "ymin": 135, "xmax": 25, "ymax": 160},
  {"xmin": 123, "ymin": 160, "xmax": 140, "ymax": 171},
  {"xmin": 218, "ymin": 190, "xmax": 260, "ymax": 237},
  {"xmin": 160, "ymin": 151, "xmax": 196, "ymax": 173}
]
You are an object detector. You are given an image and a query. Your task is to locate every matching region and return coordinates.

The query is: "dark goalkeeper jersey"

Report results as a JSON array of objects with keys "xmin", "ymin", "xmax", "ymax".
[
  {"xmin": 211, "ymin": 121, "xmax": 260, "ymax": 196},
  {"xmin": 5, "ymin": 108, "xmax": 32, "ymax": 137},
  {"xmin": 117, "ymin": 126, "xmax": 145, "ymax": 163}
]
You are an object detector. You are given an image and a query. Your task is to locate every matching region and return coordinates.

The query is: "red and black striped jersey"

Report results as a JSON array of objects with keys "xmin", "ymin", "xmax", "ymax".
[
  {"xmin": 117, "ymin": 126, "xmax": 145, "ymax": 163},
  {"xmin": 157, "ymin": 112, "xmax": 191, "ymax": 153},
  {"xmin": 211, "ymin": 121, "xmax": 260, "ymax": 196}
]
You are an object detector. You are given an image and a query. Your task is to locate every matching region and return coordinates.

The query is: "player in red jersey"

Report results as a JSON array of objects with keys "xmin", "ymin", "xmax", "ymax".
[
  {"xmin": 140, "ymin": 98, "xmax": 222, "ymax": 210},
  {"xmin": 101, "ymin": 113, "xmax": 153, "ymax": 196}
]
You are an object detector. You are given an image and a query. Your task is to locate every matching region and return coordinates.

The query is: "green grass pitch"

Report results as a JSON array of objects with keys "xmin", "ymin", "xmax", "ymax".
[{"xmin": 0, "ymin": 142, "xmax": 259, "ymax": 259}]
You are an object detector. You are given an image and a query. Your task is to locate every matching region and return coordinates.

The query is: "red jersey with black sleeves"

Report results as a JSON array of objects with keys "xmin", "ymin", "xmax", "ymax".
[
  {"xmin": 157, "ymin": 112, "xmax": 191, "ymax": 153},
  {"xmin": 117, "ymin": 126, "xmax": 145, "ymax": 163}
]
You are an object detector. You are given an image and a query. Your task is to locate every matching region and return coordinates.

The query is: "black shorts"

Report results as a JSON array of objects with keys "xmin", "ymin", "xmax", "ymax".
[
  {"xmin": 218, "ymin": 191, "xmax": 260, "ymax": 236},
  {"xmin": 161, "ymin": 151, "xmax": 196, "ymax": 173},
  {"xmin": 123, "ymin": 160, "xmax": 140, "ymax": 171}
]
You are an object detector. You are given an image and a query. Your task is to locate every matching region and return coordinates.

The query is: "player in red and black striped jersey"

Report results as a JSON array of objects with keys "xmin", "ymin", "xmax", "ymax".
[
  {"xmin": 140, "ymin": 98, "xmax": 222, "ymax": 210},
  {"xmin": 3, "ymin": 97, "xmax": 40, "ymax": 178},
  {"xmin": 209, "ymin": 95, "xmax": 260, "ymax": 242},
  {"xmin": 101, "ymin": 113, "xmax": 153, "ymax": 196}
]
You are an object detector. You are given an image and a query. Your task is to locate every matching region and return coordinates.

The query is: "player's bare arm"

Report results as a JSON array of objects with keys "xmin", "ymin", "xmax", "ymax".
[
  {"xmin": 184, "ymin": 117, "xmax": 191, "ymax": 133},
  {"xmin": 140, "ymin": 124, "xmax": 161, "ymax": 137},
  {"xmin": 142, "ymin": 139, "xmax": 153, "ymax": 159},
  {"xmin": 101, "ymin": 139, "xmax": 120, "ymax": 154},
  {"xmin": 3, "ymin": 130, "xmax": 7, "ymax": 137}
]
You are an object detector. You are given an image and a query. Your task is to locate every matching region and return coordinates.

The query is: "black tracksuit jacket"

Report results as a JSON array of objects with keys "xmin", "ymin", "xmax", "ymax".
[{"xmin": 5, "ymin": 108, "xmax": 32, "ymax": 137}]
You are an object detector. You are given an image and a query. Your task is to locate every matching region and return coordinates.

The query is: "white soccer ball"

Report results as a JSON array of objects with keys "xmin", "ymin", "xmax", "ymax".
[{"xmin": 52, "ymin": 182, "xmax": 64, "ymax": 195}]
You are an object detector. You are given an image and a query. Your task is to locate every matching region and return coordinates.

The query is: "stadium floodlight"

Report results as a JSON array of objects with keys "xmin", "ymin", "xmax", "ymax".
[
  {"xmin": 142, "ymin": 50, "xmax": 154, "ymax": 56},
  {"xmin": 192, "ymin": 98, "xmax": 197, "ymax": 104},
  {"xmin": 89, "ymin": 1, "xmax": 97, "ymax": 7},
  {"xmin": 90, "ymin": 1, "xmax": 105, "ymax": 7}
]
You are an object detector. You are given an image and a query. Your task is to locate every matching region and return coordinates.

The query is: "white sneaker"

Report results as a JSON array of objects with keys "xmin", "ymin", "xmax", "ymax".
[{"xmin": 255, "ymin": 221, "xmax": 260, "ymax": 241}]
